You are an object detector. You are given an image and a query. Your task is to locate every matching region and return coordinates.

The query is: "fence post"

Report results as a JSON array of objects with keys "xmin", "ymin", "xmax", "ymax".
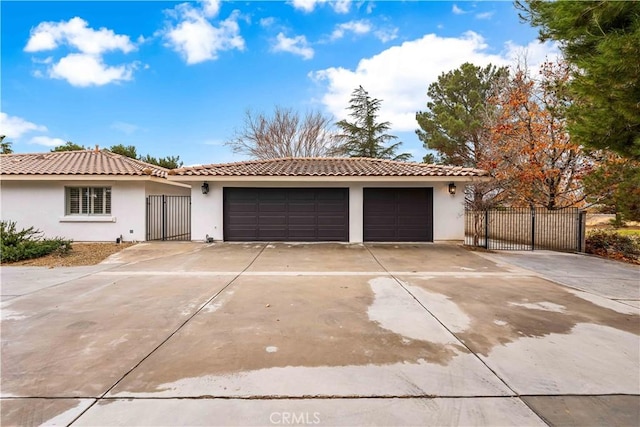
[
  {"xmin": 484, "ymin": 209, "xmax": 489, "ymax": 249},
  {"xmin": 578, "ymin": 210, "xmax": 587, "ymax": 252},
  {"xmin": 531, "ymin": 207, "xmax": 536, "ymax": 251},
  {"xmin": 145, "ymin": 197, "xmax": 149, "ymax": 241},
  {"xmin": 161, "ymin": 195, "xmax": 167, "ymax": 241}
]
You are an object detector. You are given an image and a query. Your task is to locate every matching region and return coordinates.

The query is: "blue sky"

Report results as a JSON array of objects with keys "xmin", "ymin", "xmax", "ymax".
[{"xmin": 1, "ymin": 0, "xmax": 557, "ymax": 165}]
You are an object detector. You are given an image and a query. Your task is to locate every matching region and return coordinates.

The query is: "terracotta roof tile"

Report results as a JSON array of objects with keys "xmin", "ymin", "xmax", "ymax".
[
  {"xmin": 171, "ymin": 157, "xmax": 488, "ymax": 177},
  {"xmin": 0, "ymin": 150, "xmax": 169, "ymax": 178}
]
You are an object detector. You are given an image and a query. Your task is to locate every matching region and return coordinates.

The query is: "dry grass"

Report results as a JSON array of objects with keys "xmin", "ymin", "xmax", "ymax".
[{"xmin": 4, "ymin": 242, "xmax": 135, "ymax": 267}]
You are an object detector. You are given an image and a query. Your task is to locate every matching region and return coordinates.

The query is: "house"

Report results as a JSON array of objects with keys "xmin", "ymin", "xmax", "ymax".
[
  {"xmin": 1, "ymin": 153, "xmax": 488, "ymax": 243},
  {"xmin": 0, "ymin": 149, "xmax": 190, "ymax": 242},
  {"xmin": 168, "ymin": 157, "xmax": 489, "ymax": 243}
]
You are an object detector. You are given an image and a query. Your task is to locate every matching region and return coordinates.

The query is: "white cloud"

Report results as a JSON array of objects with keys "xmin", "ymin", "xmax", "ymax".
[
  {"xmin": 504, "ymin": 39, "xmax": 561, "ymax": 67},
  {"xmin": 25, "ymin": 17, "xmax": 135, "ymax": 55},
  {"xmin": 289, "ymin": 0, "xmax": 351, "ymax": 14},
  {"xmin": 48, "ymin": 53, "xmax": 136, "ymax": 87},
  {"xmin": 29, "ymin": 136, "xmax": 67, "ymax": 147},
  {"xmin": 331, "ymin": 20, "xmax": 371, "ymax": 40},
  {"xmin": 0, "ymin": 113, "xmax": 47, "ymax": 139},
  {"xmin": 111, "ymin": 121, "xmax": 140, "ymax": 135},
  {"xmin": 24, "ymin": 17, "xmax": 139, "ymax": 87},
  {"xmin": 260, "ymin": 17, "xmax": 276, "ymax": 28},
  {"xmin": 311, "ymin": 32, "xmax": 559, "ymax": 132},
  {"xmin": 290, "ymin": 0, "xmax": 319, "ymax": 13},
  {"xmin": 201, "ymin": 0, "xmax": 220, "ymax": 18},
  {"xmin": 332, "ymin": 0, "xmax": 351, "ymax": 14},
  {"xmin": 272, "ymin": 32, "xmax": 314, "ymax": 60},
  {"xmin": 163, "ymin": 4, "xmax": 245, "ymax": 64},
  {"xmin": 452, "ymin": 4, "xmax": 467, "ymax": 15},
  {"xmin": 374, "ymin": 27, "xmax": 398, "ymax": 43},
  {"xmin": 476, "ymin": 11, "xmax": 495, "ymax": 20}
]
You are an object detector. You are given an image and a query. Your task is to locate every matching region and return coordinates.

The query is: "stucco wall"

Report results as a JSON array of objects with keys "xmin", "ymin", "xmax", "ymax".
[
  {"xmin": 145, "ymin": 181, "xmax": 190, "ymax": 197},
  {"xmin": 188, "ymin": 180, "xmax": 468, "ymax": 243},
  {"xmin": 0, "ymin": 180, "xmax": 183, "ymax": 242}
]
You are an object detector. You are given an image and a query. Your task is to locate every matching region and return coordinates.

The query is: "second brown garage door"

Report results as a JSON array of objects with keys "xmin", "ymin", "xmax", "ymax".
[
  {"xmin": 363, "ymin": 188, "xmax": 433, "ymax": 242},
  {"xmin": 223, "ymin": 188, "xmax": 349, "ymax": 242}
]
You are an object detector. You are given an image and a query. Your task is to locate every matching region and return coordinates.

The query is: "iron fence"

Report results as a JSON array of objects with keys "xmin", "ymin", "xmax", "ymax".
[
  {"xmin": 465, "ymin": 207, "xmax": 586, "ymax": 252},
  {"xmin": 146, "ymin": 195, "xmax": 191, "ymax": 241}
]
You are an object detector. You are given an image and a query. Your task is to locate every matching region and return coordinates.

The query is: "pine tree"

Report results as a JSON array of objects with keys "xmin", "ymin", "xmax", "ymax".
[
  {"xmin": 517, "ymin": 0, "xmax": 640, "ymax": 159},
  {"xmin": 336, "ymin": 86, "xmax": 410, "ymax": 161}
]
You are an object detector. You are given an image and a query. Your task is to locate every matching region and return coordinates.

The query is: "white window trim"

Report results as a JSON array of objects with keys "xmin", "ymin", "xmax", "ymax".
[
  {"xmin": 59, "ymin": 216, "xmax": 117, "ymax": 223},
  {"xmin": 65, "ymin": 186, "xmax": 112, "ymax": 216}
]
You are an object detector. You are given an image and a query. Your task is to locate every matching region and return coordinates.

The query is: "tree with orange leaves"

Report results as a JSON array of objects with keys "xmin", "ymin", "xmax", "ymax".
[{"xmin": 487, "ymin": 59, "xmax": 589, "ymax": 210}]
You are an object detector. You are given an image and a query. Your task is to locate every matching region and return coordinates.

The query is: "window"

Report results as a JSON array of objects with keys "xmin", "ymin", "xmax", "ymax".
[{"xmin": 65, "ymin": 187, "xmax": 111, "ymax": 215}]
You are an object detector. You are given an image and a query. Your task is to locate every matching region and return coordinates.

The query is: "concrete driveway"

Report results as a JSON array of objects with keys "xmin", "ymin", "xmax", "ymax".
[{"xmin": 1, "ymin": 243, "xmax": 638, "ymax": 426}]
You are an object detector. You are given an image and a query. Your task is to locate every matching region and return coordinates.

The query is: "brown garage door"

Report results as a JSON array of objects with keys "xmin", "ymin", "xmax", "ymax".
[
  {"xmin": 363, "ymin": 188, "xmax": 433, "ymax": 242},
  {"xmin": 223, "ymin": 188, "xmax": 349, "ymax": 242}
]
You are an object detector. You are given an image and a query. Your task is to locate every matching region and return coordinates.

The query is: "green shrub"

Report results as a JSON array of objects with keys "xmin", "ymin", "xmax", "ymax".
[
  {"xmin": 0, "ymin": 221, "xmax": 72, "ymax": 263},
  {"xmin": 586, "ymin": 230, "xmax": 640, "ymax": 263}
]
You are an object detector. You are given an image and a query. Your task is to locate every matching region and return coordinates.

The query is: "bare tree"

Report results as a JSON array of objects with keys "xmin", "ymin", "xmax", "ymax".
[{"xmin": 226, "ymin": 107, "xmax": 345, "ymax": 159}]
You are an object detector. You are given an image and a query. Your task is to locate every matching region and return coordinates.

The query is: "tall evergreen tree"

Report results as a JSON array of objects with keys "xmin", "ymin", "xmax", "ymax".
[
  {"xmin": 517, "ymin": 0, "xmax": 640, "ymax": 159},
  {"xmin": 416, "ymin": 63, "xmax": 508, "ymax": 209},
  {"xmin": 416, "ymin": 62, "xmax": 508, "ymax": 166},
  {"xmin": 336, "ymin": 86, "xmax": 410, "ymax": 161}
]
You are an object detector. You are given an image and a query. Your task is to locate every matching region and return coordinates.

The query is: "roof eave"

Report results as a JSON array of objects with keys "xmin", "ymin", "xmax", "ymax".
[
  {"xmin": 0, "ymin": 174, "xmax": 167, "ymax": 181},
  {"xmin": 168, "ymin": 175, "xmax": 490, "ymax": 182}
]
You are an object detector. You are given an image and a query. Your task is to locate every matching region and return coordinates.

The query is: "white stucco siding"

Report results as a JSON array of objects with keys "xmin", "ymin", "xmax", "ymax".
[
  {"xmin": 191, "ymin": 183, "xmax": 223, "ymax": 242},
  {"xmin": 186, "ymin": 179, "xmax": 470, "ymax": 243},
  {"xmin": 145, "ymin": 181, "xmax": 190, "ymax": 197},
  {"xmin": 0, "ymin": 180, "xmax": 147, "ymax": 242},
  {"xmin": 432, "ymin": 182, "xmax": 466, "ymax": 241}
]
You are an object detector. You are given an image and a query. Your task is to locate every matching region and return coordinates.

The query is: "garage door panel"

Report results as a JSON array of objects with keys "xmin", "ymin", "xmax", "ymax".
[
  {"xmin": 363, "ymin": 188, "xmax": 433, "ymax": 242},
  {"xmin": 259, "ymin": 191, "xmax": 287, "ymax": 201},
  {"xmin": 288, "ymin": 191, "xmax": 316, "ymax": 201},
  {"xmin": 317, "ymin": 215, "xmax": 346, "ymax": 226},
  {"xmin": 363, "ymin": 203, "xmax": 395, "ymax": 214},
  {"xmin": 365, "ymin": 216, "xmax": 396, "ymax": 226},
  {"xmin": 364, "ymin": 229, "xmax": 396, "ymax": 240},
  {"xmin": 224, "ymin": 188, "xmax": 348, "ymax": 241},
  {"xmin": 288, "ymin": 203, "xmax": 315, "ymax": 213},
  {"xmin": 288, "ymin": 229, "xmax": 317, "ymax": 240},
  {"xmin": 259, "ymin": 203, "xmax": 288, "ymax": 212},
  {"xmin": 258, "ymin": 215, "xmax": 287, "ymax": 226},
  {"xmin": 288, "ymin": 215, "xmax": 316, "ymax": 226},
  {"xmin": 318, "ymin": 204, "xmax": 347, "ymax": 214},
  {"xmin": 258, "ymin": 229, "xmax": 287, "ymax": 240},
  {"xmin": 398, "ymin": 216, "xmax": 428, "ymax": 226},
  {"xmin": 227, "ymin": 203, "xmax": 258, "ymax": 213},
  {"xmin": 398, "ymin": 229, "xmax": 429, "ymax": 239},
  {"xmin": 227, "ymin": 216, "xmax": 258, "ymax": 226}
]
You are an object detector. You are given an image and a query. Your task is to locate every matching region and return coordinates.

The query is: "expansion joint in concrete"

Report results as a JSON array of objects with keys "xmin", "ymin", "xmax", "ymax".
[
  {"xmin": 65, "ymin": 243, "xmax": 270, "ymax": 426},
  {"xmin": 362, "ymin": 244, "xmax": 523, "ymax": 401}
]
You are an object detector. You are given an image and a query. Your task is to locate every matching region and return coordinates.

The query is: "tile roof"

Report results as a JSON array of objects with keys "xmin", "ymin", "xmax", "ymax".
[
  {"xmin": 0, "ymin": 150, "xmax": 169, "ymax": 178},
  {"xmin": 170, "ymin": 157, "xmax": 488, "ymax": 177}
]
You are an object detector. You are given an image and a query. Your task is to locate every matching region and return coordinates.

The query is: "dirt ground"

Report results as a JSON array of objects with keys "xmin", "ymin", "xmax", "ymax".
[{"xmin": 4, "ymin": 242, "xmax": 135, "ymax": 267}]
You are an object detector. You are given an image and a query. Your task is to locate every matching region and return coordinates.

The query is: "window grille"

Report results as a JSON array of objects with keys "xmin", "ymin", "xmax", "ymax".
[{"xmin": 65, "ymin": 187, "xmax": 111, "ymax": 215}]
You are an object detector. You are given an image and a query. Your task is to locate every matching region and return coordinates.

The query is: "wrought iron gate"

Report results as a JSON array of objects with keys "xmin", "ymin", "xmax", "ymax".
[
  {"xmin": 146, "ymin": 195, "xmax": 191, "ymax": 241},
  {"xmin": 465, "ymin": 207, "xmax": 586, "ymax": 252}
]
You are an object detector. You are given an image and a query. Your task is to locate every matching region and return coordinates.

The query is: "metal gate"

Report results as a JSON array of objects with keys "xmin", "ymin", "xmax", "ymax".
[
  {"xmin": 146, "ymin": 195, "xmax": 191, "ymax": 241},
  {"xmin": 465, "ymin": 207, "xmax": 586, "ymax": 252}
]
